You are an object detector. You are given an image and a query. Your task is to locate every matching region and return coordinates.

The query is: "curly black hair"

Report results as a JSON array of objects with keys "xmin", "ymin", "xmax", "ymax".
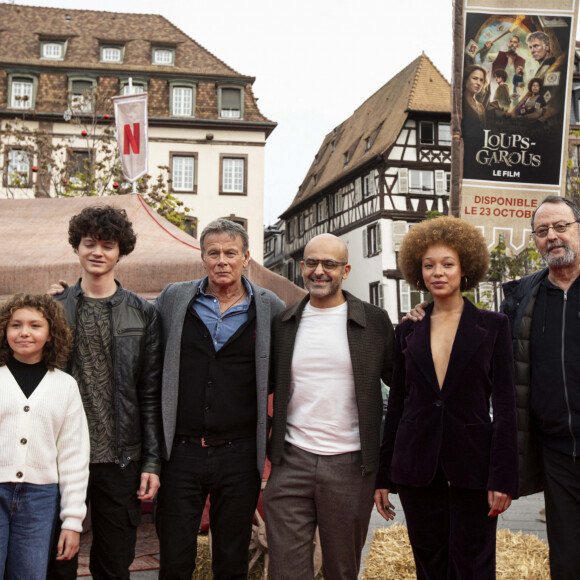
[
  {"xmin": 398, "ymin": 216, "xmax": 490, "ymax": 292},
  {"xmin": 0, "ymin": 294, "xmax": 71, "ymax": 370},
  {"xmin": 68, "ymin": 205, "xmax": 137, "ymax": 256}
]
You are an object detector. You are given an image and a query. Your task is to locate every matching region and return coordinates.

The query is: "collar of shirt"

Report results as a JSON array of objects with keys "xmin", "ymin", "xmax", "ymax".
[{"xmin": 192, "ymin": 276, "xmax": 253, "ymax": 351}]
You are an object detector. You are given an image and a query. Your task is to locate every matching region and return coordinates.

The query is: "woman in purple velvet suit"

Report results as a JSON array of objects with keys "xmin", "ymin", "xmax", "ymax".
[{"xmin": 374, "ymin": 217, "xmax": 518, "ymax": 580}]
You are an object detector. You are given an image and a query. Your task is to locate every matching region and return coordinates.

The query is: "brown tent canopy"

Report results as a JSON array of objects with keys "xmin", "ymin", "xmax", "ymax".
[{"xmin": 0, "ymin": 195, "xmax": 305, "ymax": 305}]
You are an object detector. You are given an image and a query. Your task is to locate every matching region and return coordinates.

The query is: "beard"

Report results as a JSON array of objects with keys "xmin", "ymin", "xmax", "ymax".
[{"xmin": 544, "ymin": 241, "xmax": 576, "ymax": 267}]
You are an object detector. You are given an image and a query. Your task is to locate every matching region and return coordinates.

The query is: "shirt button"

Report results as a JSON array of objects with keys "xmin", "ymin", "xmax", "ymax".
[
  {"xmin": 16, "ymin": 472, "xmax": 23, "ymax": 479},
  {"xmin": 435, "ymin": 401, "xmax": 442, "ymax": 407},
  {"xmin": 20, "ymin": 438, "xmax": 27, "ymax": 445},
  {"xmin": 23, "ymin": 406, "xmax": 30, "ymax": 412},
  {"xmin": 204, "ymin": 406, "xmax": 210, "ymax": 412}
]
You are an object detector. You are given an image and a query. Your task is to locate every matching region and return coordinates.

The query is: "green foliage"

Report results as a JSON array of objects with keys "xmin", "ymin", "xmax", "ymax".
[
  {"xmin": 424, "ymin": 210, "xmax": 443, "ymax": 220},
  {"xmin": 1, "ymin": 87, "xmax": 191, "ymax": 229}
]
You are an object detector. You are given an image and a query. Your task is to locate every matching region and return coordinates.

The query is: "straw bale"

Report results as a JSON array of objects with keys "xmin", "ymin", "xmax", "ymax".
[
  {"xmin": 361, "ymin": 525, "xmax": 550, "ymax": 580},
  {"xmin": 192, "ymin": 534, "xmax": 324, "ymax": 579}
]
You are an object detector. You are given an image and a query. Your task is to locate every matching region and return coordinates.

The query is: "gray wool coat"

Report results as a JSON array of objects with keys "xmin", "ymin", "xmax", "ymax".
[{"xmin": 155, "ymin": 278, "xmax": 285, "ymax": 477}]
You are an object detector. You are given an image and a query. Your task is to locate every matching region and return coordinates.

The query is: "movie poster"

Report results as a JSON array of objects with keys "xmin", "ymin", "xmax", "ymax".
[{"xmin": 462, "ymin": 13, "xmax": 572, "ymax": 186}]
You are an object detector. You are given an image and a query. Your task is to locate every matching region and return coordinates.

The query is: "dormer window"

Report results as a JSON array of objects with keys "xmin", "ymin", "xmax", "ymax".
[
  {"xmin": 41, "ymin": 41, "xmax": 65, "ymax": 60},
  {"xmin": 153, "ymin": 47, "xmax": 174, "ymax": 65},
  {"xmin": 218, "ymin": 87, "xmax": 243, "ymax": 119},
  {"xmin": 343, "ymin": 151, "xmax": 350, "ymax": 167},
  {"xmin": 100, "ymin": 45, "xmax": 124, "ymax": 63}
]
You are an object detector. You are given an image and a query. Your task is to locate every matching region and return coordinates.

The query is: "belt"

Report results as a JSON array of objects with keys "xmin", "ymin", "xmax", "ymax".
[{"xmin": 176, "ymin": 435, "xmax": 232, "ymax": 448}]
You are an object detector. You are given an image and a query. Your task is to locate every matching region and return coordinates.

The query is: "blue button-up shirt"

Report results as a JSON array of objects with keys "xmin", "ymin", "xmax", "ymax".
[{"xmin": 192, "ymin": 276, "xmax": 253, "ymax": 351}]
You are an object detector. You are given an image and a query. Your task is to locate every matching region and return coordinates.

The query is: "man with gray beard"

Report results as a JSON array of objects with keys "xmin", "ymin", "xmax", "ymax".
[{"xmin": 501, "ymin": 195, "xmax": 580, "ymax": 579}]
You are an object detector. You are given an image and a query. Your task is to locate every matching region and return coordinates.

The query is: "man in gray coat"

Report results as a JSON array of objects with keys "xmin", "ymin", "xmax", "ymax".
[
  {"xmin": 155, "ymin": 219, "xmax": 285, "ymax": 580},
  {"xmin": 264, "ymin": 233, "xmax": 394, "ymax": 579}
]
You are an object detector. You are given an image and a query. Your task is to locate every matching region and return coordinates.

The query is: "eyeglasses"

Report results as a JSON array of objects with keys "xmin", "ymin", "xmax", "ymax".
[
  {"xmin": 531, "ymin": 221, "xmax": 579, "ymax": 238},
  {"xmin": 302, "ymin": 258, "xmax": 347, "ymax": 271}
]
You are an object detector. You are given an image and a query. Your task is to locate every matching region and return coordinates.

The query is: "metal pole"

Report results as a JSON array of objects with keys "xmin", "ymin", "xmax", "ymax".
[{"xmin": 450, "ymin": 0, "xmax": 464, "ymax": 218}]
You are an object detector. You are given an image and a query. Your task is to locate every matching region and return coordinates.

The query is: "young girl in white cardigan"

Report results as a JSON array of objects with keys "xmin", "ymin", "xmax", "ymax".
[{"xmin": 0, "ymin": 294, "xmax": 89, "ymax": 579}]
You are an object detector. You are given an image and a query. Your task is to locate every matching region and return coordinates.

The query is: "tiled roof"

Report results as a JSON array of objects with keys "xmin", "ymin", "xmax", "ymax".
[
  {"xmin": 0, "ymin": 3, "xmax": 244, "ymax": 78},
  {"xmin": 281, "ymin": 53, "xmax": 450, "ymax": 216}
]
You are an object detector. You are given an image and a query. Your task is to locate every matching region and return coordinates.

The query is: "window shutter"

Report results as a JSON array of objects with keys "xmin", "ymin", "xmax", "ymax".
[
  {"xmin": 222, "ymin": 88, "xmax": 240, "ymax": 108},
  {"xmin": 362, "ymin": 229, "xmax": 368, "ymax": 258},
  {"xmin": 400, "ymin": 281, "xmax": 410, "ymax": 313},
  {"xmin": 377, "ymin": 223, "xmax": 382, "ymax": 252},
  {"xmin": 354, "ymin": 178, "xmax": 362, "ymax": 203},
  {"xmin": 398, "ymin": 168, "xmax": 409, "ymax": 193},
  {"xmin": 369, "ymin": 172, "xmax": 376, "ymax": 195},
  {"xmin": 435, "ymin": 170, "xmax": 446, "ymax": 194}
]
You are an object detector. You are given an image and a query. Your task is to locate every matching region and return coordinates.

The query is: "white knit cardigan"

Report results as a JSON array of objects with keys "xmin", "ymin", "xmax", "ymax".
[{"xmin": 0, "ymin": 365, "xmax": 90, "ymax": 532}]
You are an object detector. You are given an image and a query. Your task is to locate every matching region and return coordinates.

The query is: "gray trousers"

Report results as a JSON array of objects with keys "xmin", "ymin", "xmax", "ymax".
[{"xmin": 263, "ymin": 443, "xmax": 375, "ymax": 580}]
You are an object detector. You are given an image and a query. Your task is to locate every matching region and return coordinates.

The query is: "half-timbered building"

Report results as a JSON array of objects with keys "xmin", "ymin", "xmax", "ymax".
[{"xmin": 274, "ymin": 54, "xmax": 451, "ymax": 322}]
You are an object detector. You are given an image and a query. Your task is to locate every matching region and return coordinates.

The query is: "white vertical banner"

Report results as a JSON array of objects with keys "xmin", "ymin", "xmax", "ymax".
[{"xmin": 112, "ymin": 93, "xmax": 148, "ymax": 183}]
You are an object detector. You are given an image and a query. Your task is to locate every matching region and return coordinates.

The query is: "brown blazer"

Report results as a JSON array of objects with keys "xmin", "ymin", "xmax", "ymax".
[{"xmin": 268, "ymin": 291, "xmax": 395, "ymax": 476}]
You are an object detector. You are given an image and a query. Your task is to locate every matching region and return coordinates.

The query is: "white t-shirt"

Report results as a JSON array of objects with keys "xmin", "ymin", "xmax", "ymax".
[{"xmin": 286, "ymin": 301, "xmax": 360, "ymax": 455}]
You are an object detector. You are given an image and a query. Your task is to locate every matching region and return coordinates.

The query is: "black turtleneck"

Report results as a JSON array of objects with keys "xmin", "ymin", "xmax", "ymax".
[{"xmin": 6, "ymin": 357, "xmax": 48, "ymax": 398}]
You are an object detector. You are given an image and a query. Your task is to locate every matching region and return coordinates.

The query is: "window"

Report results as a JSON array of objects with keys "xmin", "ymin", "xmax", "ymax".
[
  {"xmin": 400, "ymin": 281, "xmax": 430, "ymax": 315},
  {"xmin": 100, "ymin": 46, "xmax": 123, "ymax": 63},
  {"xmin": 222, "ymin": 215, "xmax": 247, "ymax": 230},
  {"xmin": 370, "ymin": 282, "xmax": 383, "ymax": 308},
  {"xmin": 419, "ymin": 121, "xmax": 434, "ymax": 145},
  {"xmin": 5, "ymin": 149, "xmax": 31, "ymax": 187},
  {"xmin": 220, "ymin": 156, "xmax": 246, "ymax": 194},
  {"xmin": 184, "ymin": 216, "xmax": 198, "ymax": 238},
  {"xmin": 363, "ymin": 223, "xmax": 381, "ymax": 257},
  {"xmin": 10, "ymin": 78, "xmax": 34, "ymax": 109},
  {"xmin": 298, "ymin": 214, "xmax": 305, "ymax": 237},
  {"xmin": 287, "ymin": 218, "xmax": 296, "ymax": 243},
  {"xmin": 287, "ymin": 259, "xmax": 295, "ymax": 283},
  {"xmin": 171, "ymin": 154, "xmax": 196, "ymax": 192},
  {"xmin": 41, "ymin": 42, "xmax": 65, "ymax": 60},
  {"xmin": 68, "ymin": 150, "xmax": 91, "ymax": 186},
  {"xmin": 317, "ymin": 199, "xmax": 328, "ymax": 222},
  {"xmin": 438, "ymin": 123, "xmax": 451, "ymax": 145},
  {"xmin": 122, "ymin": 84, "xmax": 145, "ymax": 96},
  {"xmin": 153, "ymin": 47, "xmax": 175, "ymax": 65},
  {"xmin": 171, "ymin": 86, "xmax": 194, "ymax": 117},
  {"xmin": 69, "ymin": 79, "xmax": 95, "ymax": 113},
  {"xmin": 219, "ymin": 87, "xmax": 243, "ymax": 119},
  {"xmin": 333, "ymin": 191, "xmax": 343, "ymax": 214},
  {"xmin": 409, "ymin": 170, "xmax": 434, "ymax": 193}
]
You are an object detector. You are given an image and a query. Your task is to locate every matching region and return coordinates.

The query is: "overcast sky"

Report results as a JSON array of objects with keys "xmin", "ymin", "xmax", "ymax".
[{"xmin": 17, "ymin": 1, "xmax": 579, "ymax": 225}]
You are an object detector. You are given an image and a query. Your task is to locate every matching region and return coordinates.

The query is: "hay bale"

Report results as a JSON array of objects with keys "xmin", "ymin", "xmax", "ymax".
[
  {"xmin": 496, "ymin": 529, "xmax": 550, "ymax": 579},
  {"xmin": 192, "ymin": 534, "xmax": 324, "ymax": 579},
  {"xmin": 362, "ymin": 523, "xmax": 416, "ymax": 579},
  {"xmin": 361, "ymin": 525, "xmax": 550, "ymax": 579}
]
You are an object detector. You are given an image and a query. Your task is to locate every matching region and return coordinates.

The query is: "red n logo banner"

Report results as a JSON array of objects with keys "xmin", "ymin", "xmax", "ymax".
[
  {"xmin": 123, "ymin": 123, "xmax": 140, "ymax": 155},
  {"xmin": 112, "ymin": 93, "xmax": 148, "ymax": 182}
]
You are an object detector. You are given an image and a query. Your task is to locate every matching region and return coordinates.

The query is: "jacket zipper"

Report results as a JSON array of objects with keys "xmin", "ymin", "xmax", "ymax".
[{"xmin": 561, "ymin": 291, "xmax": 577, "ymax": 462}]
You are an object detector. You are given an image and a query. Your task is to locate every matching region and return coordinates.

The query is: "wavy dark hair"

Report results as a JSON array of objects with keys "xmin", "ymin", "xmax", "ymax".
[
  {"xmin": 398, "ymin": 216, "xmax": 490, "ymax": 292},
  {"xmin": 0, "ymin": 294, "xmax": 71, "ymax": 370},
  {"xmin": 68, "ymin": 205, "xmax": 137, "ymax": 256}
]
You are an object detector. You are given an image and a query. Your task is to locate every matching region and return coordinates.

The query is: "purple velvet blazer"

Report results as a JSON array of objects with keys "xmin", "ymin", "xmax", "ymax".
[{"xmin": 376, "ymin": 298, "xmax": 519, "ymax": 498}]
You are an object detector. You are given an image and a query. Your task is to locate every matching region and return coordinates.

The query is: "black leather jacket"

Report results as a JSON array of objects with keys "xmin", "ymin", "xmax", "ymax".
[{"xmin": 56, "ymin": 279, "xmax": 162, "ymax": 474}]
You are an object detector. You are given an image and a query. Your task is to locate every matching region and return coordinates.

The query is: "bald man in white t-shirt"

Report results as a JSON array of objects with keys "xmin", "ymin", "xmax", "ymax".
[{"xmin": 265, "ymin": 233, "xmax": 395, "ymax": 579}]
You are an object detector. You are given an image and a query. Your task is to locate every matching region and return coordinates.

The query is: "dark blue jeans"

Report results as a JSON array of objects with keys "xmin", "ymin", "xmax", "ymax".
[
  {"xmin": 0, "ymin": 482, "xmax": 59, "ymax": 580},
  {"xmin": 156, "ymin": 436, "xmax": 260, "ymax": 580}
]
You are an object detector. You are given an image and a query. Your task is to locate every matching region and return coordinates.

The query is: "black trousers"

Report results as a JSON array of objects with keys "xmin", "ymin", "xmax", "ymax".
[
  {"xmin": 542, "ymin": 445, "xmax": 580, "ymax": 580},
  {"xmin": 47, "ymin": 462, "xmax": 142, "ymax": 580},
  {"xmin": 397, "ymin": 466, "xmax": 497, "ymax": 580},
  {"xmin": 156, "ymin": 436, "xmax": 260, "ymax": 580}
]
